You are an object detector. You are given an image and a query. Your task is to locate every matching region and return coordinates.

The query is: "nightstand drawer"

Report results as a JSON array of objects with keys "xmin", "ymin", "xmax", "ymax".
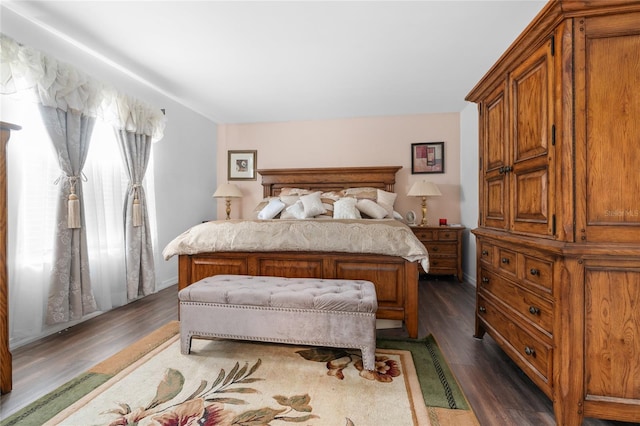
[
  {"xmin": 410, "ymin": 225, "xmax": 465, "ymax": 281},
  {"xmin": 412, "ymin": 228, "xmax": 436, "ymax": 241},
  {"xmin": 429, "ymin": 258, "xmax": 458, "ymax": 270},
  {"xmin": 436, "ymin": 230, "xmax": 459, "ymax": 241},
  {"xmin": 424, "ymin": 242, "xmax": 457, "ymax": 256}
]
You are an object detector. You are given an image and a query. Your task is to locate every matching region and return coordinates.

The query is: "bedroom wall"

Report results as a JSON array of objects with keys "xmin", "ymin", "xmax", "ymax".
[
  {"xmin": 1, "ymin": 9, "xmax": 217, "ymax": 289},
  {"xmin": 459, "ymin": 103, "xmax": 479, "ymax": 285},
  {"xmin": 217, "ymin": 113, "xmax": 462, "ymax": 225}
]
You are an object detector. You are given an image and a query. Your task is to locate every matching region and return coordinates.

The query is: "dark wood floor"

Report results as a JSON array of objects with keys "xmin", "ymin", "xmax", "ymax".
[{"xmin": 1, "ymin": 278, "xmax": 636, "ymax": 425}]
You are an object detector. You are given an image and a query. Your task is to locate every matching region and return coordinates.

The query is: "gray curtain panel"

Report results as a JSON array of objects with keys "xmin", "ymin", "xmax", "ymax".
[
  {"xmin": 115, "ymin": 129, "xmax": 155, "ymax": 300},
  {"xmin": 40, "ymin": 105, "xmax": 98, "ymax": 324}
]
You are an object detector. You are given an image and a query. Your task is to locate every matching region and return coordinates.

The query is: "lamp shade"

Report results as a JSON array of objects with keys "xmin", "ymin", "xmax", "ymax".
[
  {"xmin": 213, "ymin": 183, "xmax": 243, "ymax": 198},
  {"xmin": 407, "ymin": 181, "xmax": 442, "ymax": 197}
]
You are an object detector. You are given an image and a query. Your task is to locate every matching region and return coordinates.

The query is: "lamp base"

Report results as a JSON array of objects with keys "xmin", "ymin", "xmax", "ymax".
[
  {"xmin": 225, "ymin": 199, "xmax": 232, "ymax": 220},
  {"xmin": 419, "ymin": 196, "xmax": 428, "ymax": 226}
]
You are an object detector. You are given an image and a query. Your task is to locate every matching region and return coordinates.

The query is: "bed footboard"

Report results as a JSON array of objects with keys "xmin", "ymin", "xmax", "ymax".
[{"xmin": 178, "ymin": 251, "xmax": 419, "ymax": 338}]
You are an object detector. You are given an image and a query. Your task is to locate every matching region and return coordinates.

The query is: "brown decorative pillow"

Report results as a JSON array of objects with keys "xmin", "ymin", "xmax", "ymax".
[
  {"xmin": 279, "ymin": 187, "xmax": 313, "ymax": 196},
  {"xmin": 341, "ymin": 187, "xmax": 378, "ymax": 201},
  {"xmin": 320, "ymin": 191, "xmax": 342, "ymax": 218}
]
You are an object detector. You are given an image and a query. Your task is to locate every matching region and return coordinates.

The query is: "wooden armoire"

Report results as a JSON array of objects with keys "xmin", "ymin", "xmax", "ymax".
[{"xmin": 466, "ymin": 1, "xmax": 640, "ymax": 425}]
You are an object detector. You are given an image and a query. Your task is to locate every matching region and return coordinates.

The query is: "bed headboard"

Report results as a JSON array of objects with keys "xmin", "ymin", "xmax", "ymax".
[{"xmin": 257, "ymin": 166, "xmax": 402, "ymax": 198}]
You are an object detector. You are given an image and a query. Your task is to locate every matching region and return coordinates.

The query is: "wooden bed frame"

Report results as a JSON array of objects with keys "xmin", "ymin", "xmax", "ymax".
[{"xmin": 177, "ymin": 166, "xmax": 419, "ymax": 338}]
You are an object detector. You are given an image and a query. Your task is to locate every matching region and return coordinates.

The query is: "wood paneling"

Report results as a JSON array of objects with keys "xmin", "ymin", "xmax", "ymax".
[{"xmin": 1, "ymin": 121, "xmax": 21, "ymax": 395}]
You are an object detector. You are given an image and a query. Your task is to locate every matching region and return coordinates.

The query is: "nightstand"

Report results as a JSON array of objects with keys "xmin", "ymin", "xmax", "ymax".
[{"xmin": 410, "ymin": 225, "xmax": 465, "ymax": 282}]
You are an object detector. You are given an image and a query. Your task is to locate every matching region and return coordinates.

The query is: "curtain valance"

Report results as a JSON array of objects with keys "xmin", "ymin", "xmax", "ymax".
[{"xmin": 1, "ymin": 34, "xmax": 165, "ymax": 141}]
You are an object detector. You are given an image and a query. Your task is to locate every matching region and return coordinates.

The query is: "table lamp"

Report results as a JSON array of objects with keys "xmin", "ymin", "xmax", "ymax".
[
  {"xmin": 213, "ymin": 183, "xmax": 243, "ymax": 220},
  {"xmin": 407, "ymin": 181, "xmax": 441, "ymax": 226}
]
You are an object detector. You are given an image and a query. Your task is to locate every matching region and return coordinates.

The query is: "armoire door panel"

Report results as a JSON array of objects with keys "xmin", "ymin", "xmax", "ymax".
[
  {"xmin": 485, "ymin": 174, "xmax": 507, "ymax": 229},
  {"xmin": 485, "ymin": 86, "xmax": 508, "ymax": 172},
  {"xmin": 512, "ymin": 163, "xmax": 550, "ymax": 235},
  {"xmin": 509, "ymin": 40, "xmax": 554, "ymax": 237},
  {"xmin": 482, "ymin": 84, "xmax": 509, "ymax": 230},
  {"xmin": 584, "ymin": 264, "xmax": 640, "ymax": 404},
  {"xmin": 510, "ymin": 45, "xmax": 551, "ymax": 163},
  {"xmin": 577, "ymin": 16, "xmax": 640, "ymax": 243}
]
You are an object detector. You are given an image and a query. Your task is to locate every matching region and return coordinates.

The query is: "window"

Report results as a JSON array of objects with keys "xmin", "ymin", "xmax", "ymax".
[{"xmin": 3, "ymin": 94, "xmax": 157, "ymax": 347}]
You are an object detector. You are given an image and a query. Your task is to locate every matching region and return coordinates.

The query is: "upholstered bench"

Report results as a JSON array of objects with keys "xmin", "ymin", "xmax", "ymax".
[{"xmin": 178, "ymin": 274, "xmax": 378, "ymax": 370}]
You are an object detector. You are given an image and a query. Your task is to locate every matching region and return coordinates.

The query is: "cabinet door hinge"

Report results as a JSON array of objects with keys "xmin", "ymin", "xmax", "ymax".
[
  {"xmin": 551, "ymin": 124, "xmax": 556, "ymax": 146},
  {"xmin": 550, "ymin": 35, "xmax": 555, "ymax": 56},
  {"xmin": 552, "ymin": 215, "xmax": 556, "ymax": 235}
]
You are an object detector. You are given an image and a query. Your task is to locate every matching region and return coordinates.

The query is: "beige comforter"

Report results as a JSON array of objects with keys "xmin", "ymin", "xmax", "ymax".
[{"xmin": 163, "ymin": 219, "xmax": 429, "ymax": 271}]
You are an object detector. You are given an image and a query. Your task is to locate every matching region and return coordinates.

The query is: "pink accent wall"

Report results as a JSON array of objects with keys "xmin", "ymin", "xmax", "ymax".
[{"xmin": 217, "ymin": 113, "xmax": 461, "ymax": 225}]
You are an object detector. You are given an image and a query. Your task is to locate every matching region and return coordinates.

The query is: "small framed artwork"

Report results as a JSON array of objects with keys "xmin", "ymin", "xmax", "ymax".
[
  {"xmin": 411, "ymin": 142, "xmax": 444, "ymax": 174},
  {"xmin": 228, "ymin": 150, "xmax": 257, "ymax": 181}
]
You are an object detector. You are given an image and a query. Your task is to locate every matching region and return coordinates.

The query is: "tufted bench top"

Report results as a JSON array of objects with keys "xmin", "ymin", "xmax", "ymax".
[{"xmin": 179, "ymin": 274, "xmax": 378, "ymax": 313}]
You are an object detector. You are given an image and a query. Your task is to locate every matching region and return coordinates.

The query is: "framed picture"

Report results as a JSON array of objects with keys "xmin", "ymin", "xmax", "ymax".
[
  {"xmin": 228, "ymin": 150, "xmax": 257, "ymax": 180},
  {"xmin": 411, "ymin": 142, "xmax": 444, "ymax": 174}
]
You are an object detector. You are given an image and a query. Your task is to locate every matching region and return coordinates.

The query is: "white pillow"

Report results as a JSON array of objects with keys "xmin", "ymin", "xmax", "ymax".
[
  {"xmin": 300, "ymin": 191, "xmax": 326, "ymax": 217},
  {"xmin": 377, "ymin": 189, "xmax": 397, "ymax": 217},
  {"xmin": 257, "ymin": 198, "xmax": 285, "ymax": 219},
  {"xmin": 281, "ymin": 200, "xmax": 306, "ymax": 219},
  {"xmin": 279, "ymin": 195, "xmax": 300, "ymax": 207},
  {"xmin": 356, "ymin": 199, "xmax": 389, "ymax": 219},
  {"xmin": 333, "ymin": 197, "xmax": 362, "ymax": 219}
]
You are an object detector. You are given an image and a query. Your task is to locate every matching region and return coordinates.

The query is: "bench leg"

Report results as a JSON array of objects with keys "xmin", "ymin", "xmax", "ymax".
[
  {"xmin": 181, "ymin": 333, "xmax": 192, "ymax": 355},
  {"xmin": 361, "ymin": 346, "xmax": 376, "ymax": 371}
]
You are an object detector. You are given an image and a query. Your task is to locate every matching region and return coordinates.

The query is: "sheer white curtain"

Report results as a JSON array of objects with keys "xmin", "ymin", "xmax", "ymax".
[
  {"xmin": 2, "ymin": 33, "xmax": 164, "ymax": 347},
  {"xmin": 4, "ymin": 96, "xmax": 148, "ymax": 347}
]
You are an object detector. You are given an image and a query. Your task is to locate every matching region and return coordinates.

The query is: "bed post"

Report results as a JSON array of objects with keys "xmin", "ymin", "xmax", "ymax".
[
  {"xmin": 178, "ymin": 255, "xmax": 192, "ymax": 291},
  {"xmin": 405, "ymin": 261, "xmax": 419, "ymax": 338}
]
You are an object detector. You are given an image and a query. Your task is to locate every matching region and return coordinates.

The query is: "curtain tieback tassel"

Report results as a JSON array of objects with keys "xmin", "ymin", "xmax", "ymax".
[
  {"xmin": 68, "ymin": 192, "xmax": 81, "ymax": 228},
  {"xmin": 133, "ymin": 197, "xmax": 142, "ymax": 227}
]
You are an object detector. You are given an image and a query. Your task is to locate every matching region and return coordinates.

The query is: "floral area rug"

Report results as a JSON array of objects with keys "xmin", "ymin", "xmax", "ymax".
[{"xmin": 2, "ymin": 322, "xmax": 478, "ymax": 426}]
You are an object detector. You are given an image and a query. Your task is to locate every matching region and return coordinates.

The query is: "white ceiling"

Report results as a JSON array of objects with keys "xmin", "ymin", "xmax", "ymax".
[{"xmin": 2, "ymin": 1, "xmax": 546, "ymax": 124}]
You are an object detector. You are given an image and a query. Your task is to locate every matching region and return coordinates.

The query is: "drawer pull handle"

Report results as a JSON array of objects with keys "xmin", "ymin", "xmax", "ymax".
[
  {"xmin": 482, "ymin": 250, "xmax": 489, "ymax": 256},
  {"xmin": 432, "ymin": 247, "xmax": 439, "ymax": 252},
  {"xmin": 528, "ymin": 306, "xmax": 540, "ymax": 315},
  {"xmin": 530, "ymin": 268, "xmax": 539, "ymax": 276},
  {"xmin": 481, "ymin": 277, "xmax": 489, "ymax": 284},
  {"xmin": 501, "ymin": 257, "xmax": 510, "ymax": 264},
  {"xmin": 524, "ymin": 346, "xmax": 536, "ymax": 356},
  {"xmin": 479, "ymin": 306, "xmax": 487, "ymax": 313}
]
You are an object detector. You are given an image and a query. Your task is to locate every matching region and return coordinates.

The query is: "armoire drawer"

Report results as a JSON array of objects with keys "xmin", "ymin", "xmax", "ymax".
[
  {"xmin": 521, "ymin": 253, "xmax": 554, "ymax": 293},
  {"xmin": 479, "ymin": 269, "xmax": 553, "ymax": 336},
  {"xmin": 477, "ymin": 295, "xmax": 552, "ymax": 393},
  {"xmin": 496, "ymin": 247, "xmax": 517, "ymax": 277},
  {"xmin": 479, "ymin": 241, "xmax": 494, "ymax": 266}
]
